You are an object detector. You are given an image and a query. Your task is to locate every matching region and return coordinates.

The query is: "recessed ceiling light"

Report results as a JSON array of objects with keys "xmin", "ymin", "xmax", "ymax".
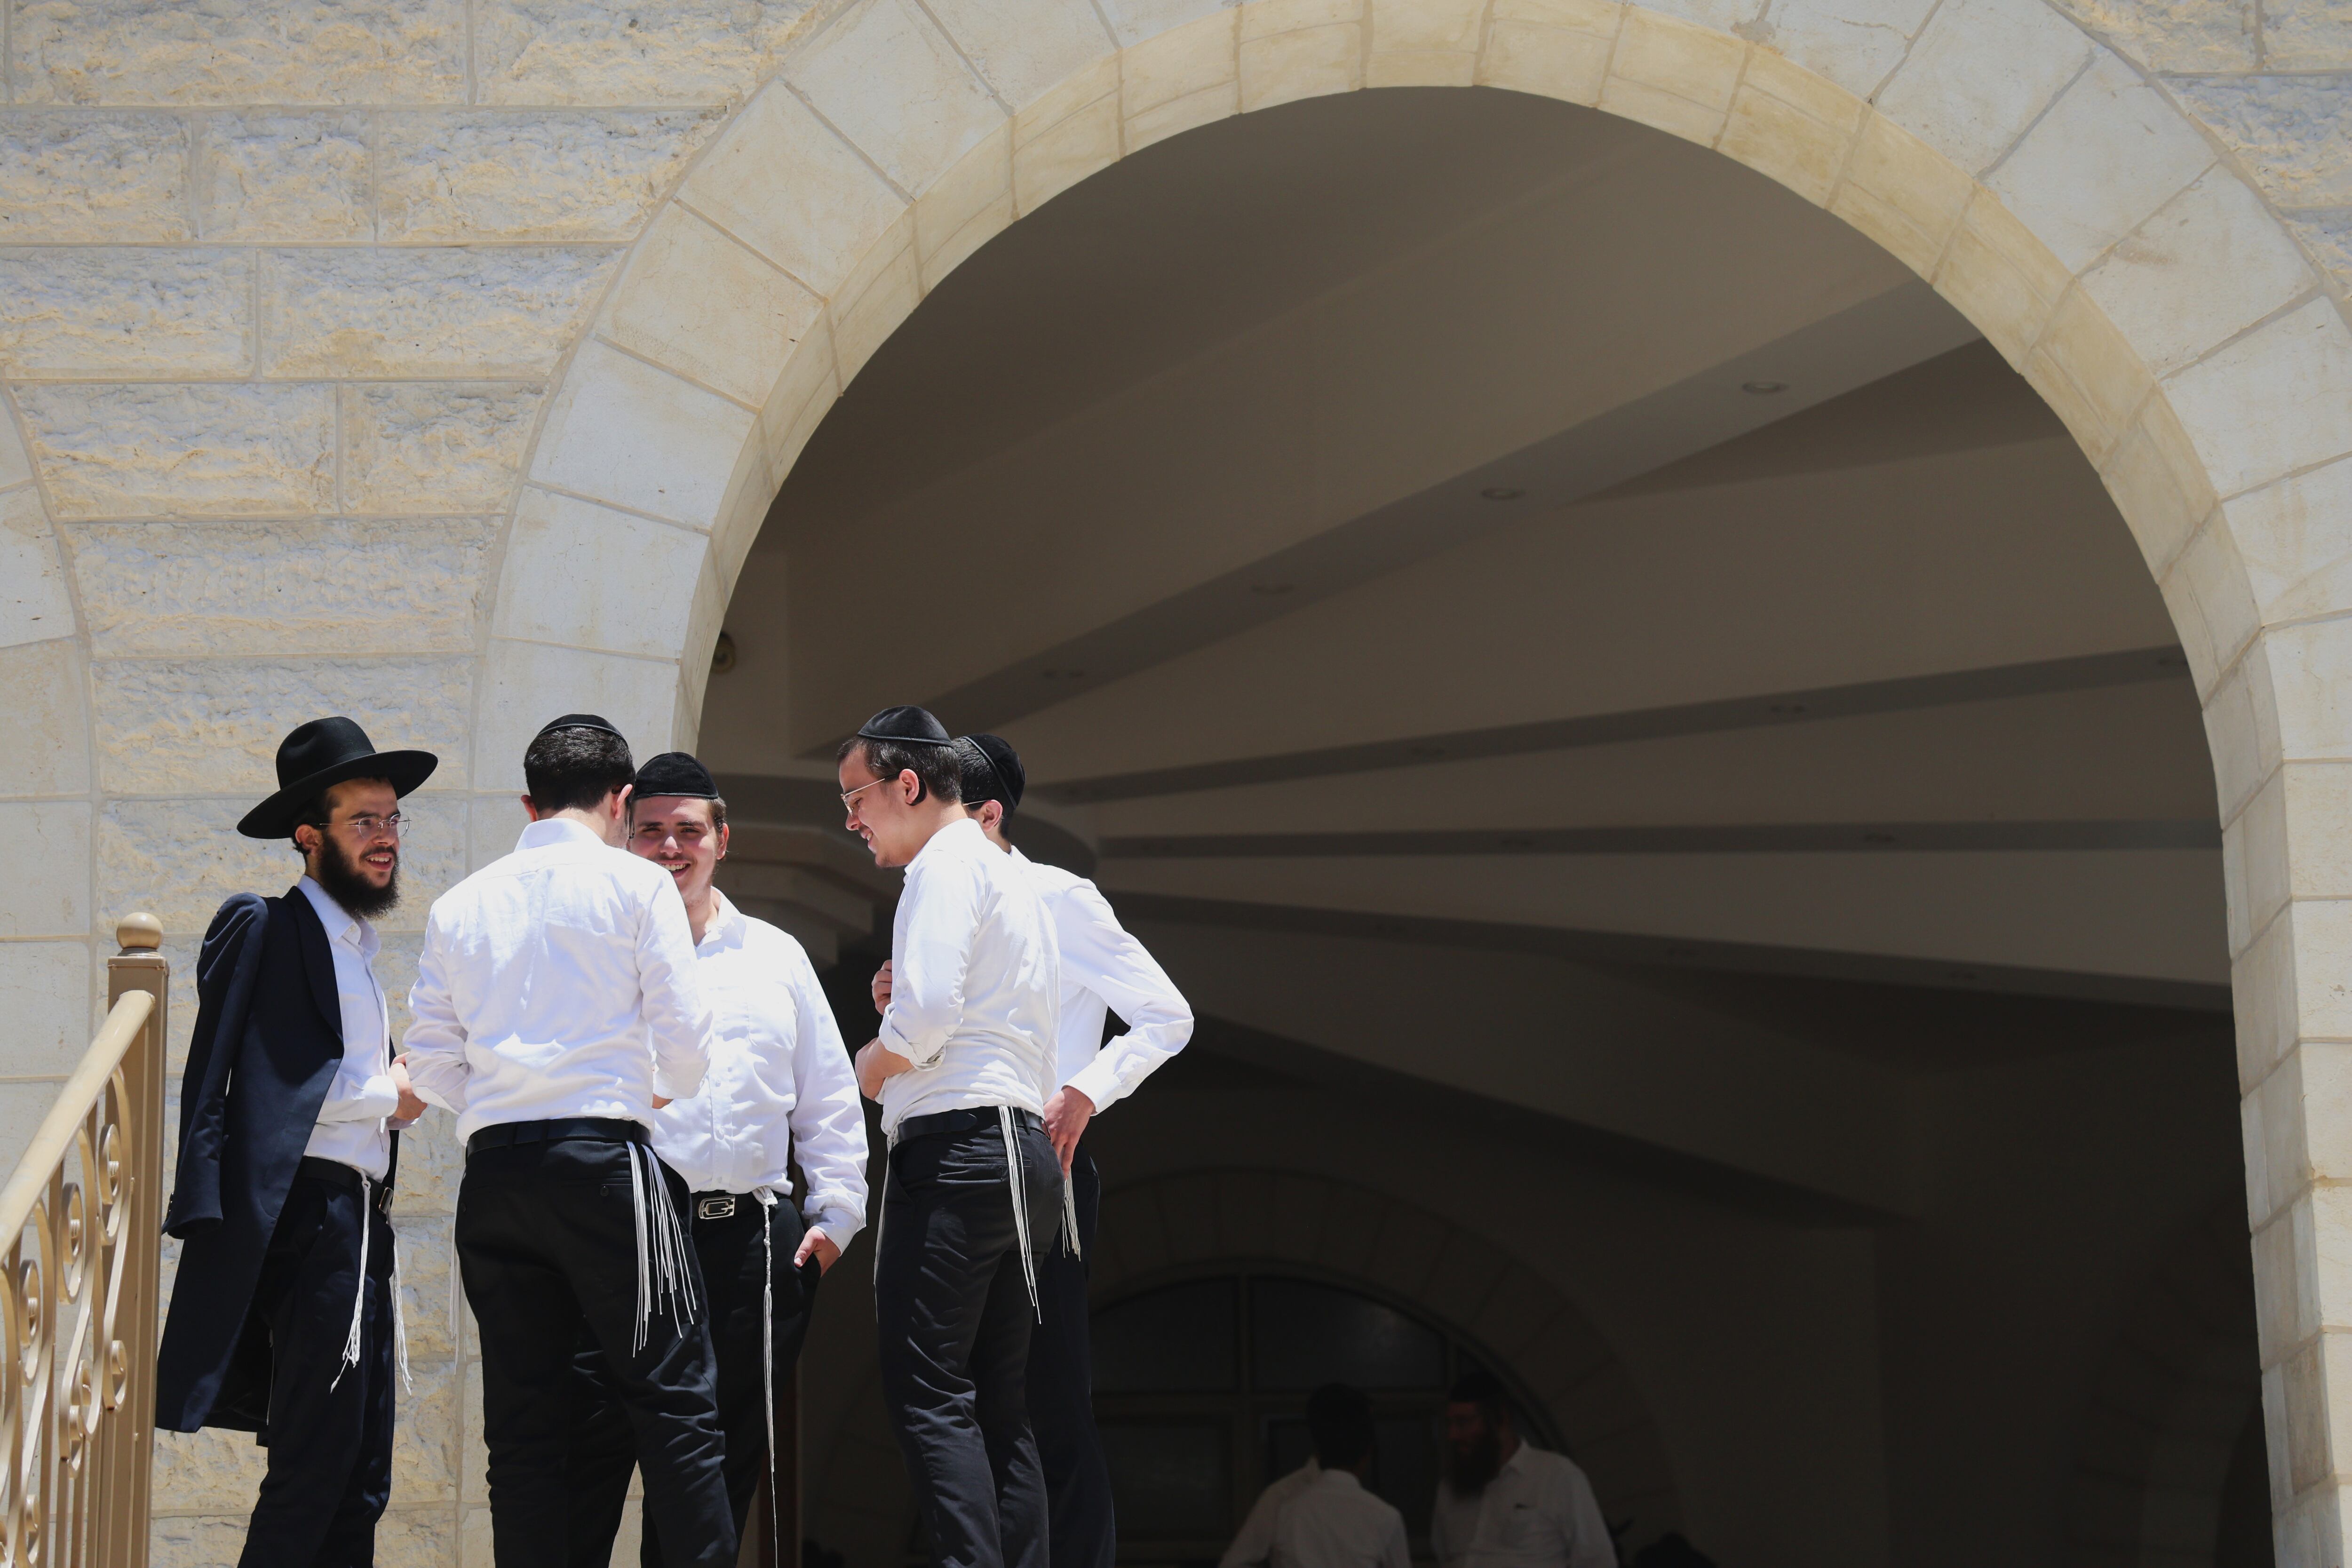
[
  {"xmin": 1768, "ymin": 701, "xmax": 1807, "ymax": 714},
  {"xmin": 1480, "ymin": 487, "xmax": 1526, "ymax": 501},
  {"xmin": 1742, "ymin": 380, "xmax": 1789, "ymax": 395},
  {"xmin": 1250, "ymin": 582, "xmax": 1295, "ymax": 596}
]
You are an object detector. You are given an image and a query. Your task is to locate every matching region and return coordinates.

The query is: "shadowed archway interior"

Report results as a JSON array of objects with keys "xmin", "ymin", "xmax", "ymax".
[{"xmin": 702, "ymin": 87, "xmax": 2262, "ymax": 1568}]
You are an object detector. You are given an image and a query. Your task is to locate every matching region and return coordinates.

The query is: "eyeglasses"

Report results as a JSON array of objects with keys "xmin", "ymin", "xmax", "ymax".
[
  {"xmin": 840, "ymin": 777, "xmax": 893, "ymax": 812},
  {"xmin": 325, "ymin": 812, "xmax": 405, "ymax": 840}
]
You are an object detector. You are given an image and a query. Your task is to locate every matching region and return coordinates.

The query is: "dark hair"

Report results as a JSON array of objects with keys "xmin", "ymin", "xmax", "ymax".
[
  {"xmin": 837, "ymin": 736, "xmax": 961, "ymax": 805},
  {"xmin": 526, "ymin": 726, "xmax": 636, "ymax": 813},
  {"xmin": 1305, "ymin": 1383, "xmax": 1375, "ymax": 1470},
  {"xmin": 631, "ymin": 793, "xmax": 728, "ymax": 830},
  {"xmin": 288, "ymin": 776, "xmax": 393, "ymax": 854},
  {"xmin": 1448, "ymin": 1368, "xmax": 1513, "ymax": 1424}
]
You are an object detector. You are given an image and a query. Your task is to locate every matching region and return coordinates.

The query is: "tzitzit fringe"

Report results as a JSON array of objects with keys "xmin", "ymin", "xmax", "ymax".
[
  {"xmin": 333, "ymin": 1176, "xmax": 410, "ymax": 1393},
  {"xmin": 1000, "ymin": 1106, "xmax": 1041, "ymax": 1322},
  {"xmin": 755, "ymin": 1187, "xmax": 781, "ymax": 1536},
  {"xmin": 629, "ymin": 1143, "xmax": 699, "ymax": 1352}
]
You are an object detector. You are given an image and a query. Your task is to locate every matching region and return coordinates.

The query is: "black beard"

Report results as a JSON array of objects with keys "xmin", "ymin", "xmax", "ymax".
[
  {"xmin": 314, "ymin": 831, "xmax": 400, "ymax": 919},
  {"xmin": 1447, "ymin": 1428, "xmax": 1503, "ymax": 1496}
]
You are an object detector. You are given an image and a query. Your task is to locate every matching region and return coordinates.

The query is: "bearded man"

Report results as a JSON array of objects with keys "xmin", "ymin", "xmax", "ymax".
[
  {"xmin": 158, "ymin": 716, "xmax": 436, "ymax": 1567},
  {"xmin": 1431, "ymin": 1371, "xmax": 1614, "ymax": 1568}
]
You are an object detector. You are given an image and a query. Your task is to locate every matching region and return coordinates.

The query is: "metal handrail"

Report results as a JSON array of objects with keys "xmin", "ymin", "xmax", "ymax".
[{"xmin": 0, "ymin": 914, "xmax": 168, "ymax": 1568}]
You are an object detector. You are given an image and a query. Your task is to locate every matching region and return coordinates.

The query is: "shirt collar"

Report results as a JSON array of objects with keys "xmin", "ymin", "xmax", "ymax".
[
  {"xmin": 295, "ymin": 875, "xmax": 379, "ymax": 959},
  {"xmin": 910, "ymin": 814, "xmax": 985, "ymax": 869},
  {"xmin": 1498, "ymin": 1442, "xmax": 1534, "ymax": 1479},
  {"xmin": 516, "ymin": 816, "xmax": 610, "ymax": 852},
  {"xmin": 697, "ymin": 887, "xmax": 743, "ymax": 952}
]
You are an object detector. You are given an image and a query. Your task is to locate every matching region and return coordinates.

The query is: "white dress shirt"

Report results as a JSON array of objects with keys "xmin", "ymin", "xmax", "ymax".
[
  {"xmin": 295, "ymin": 877, "xmax": 398, "ymax": 1181},
  {"xmin": 647, "ymin": 889, "xmax": 869, "ymax": 1249},
  {"xmin": 1271, "ymin": 1469, "xmax": 1410, "ymax": 1568},
  {"xmin": 876, "ymin": 817, "xmax": 1058, "ymax": 1137},
  {"xmin": 1224, "ymin": 1460, "xmax": 1320, "ymax": 1568},
  {"xmin": 1017, "ymin": 850, "xmax": 1193, "ymax": 1110},
  {"xmin": 1431, "ymin": 1445, "xmax": 1613, "ymax": 1568},
  {"xmin": 405, "ymin": 817, "xmax": 713, "ymax": 1143}
]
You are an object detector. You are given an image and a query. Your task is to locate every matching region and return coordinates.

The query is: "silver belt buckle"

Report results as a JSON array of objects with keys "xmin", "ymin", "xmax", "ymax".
[{"xmin": 696, "ymin": 1194, "xmax": 737, "ymax": 1220}]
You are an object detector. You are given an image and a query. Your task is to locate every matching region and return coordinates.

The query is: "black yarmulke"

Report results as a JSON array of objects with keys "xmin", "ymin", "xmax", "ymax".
[
  {"xmin": 536, "ymin": 712, "xmax": 625, "ymax": 741},
  {"xmin": 955, "ymin": 733, "xmax": 1025, "ymax": 812},
  {"xmin": 857, "ymin": 706, "xmax": 954, "ymax": 747},
  {"xmin": 634, "ymin": 751, "xmax": 718, "ymax": 800}
]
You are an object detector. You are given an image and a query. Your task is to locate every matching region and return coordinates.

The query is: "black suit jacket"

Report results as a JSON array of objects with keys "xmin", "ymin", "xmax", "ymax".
[{"xmin": 155, "ymin": 885, "xmax": 397, "ymax": 1433}]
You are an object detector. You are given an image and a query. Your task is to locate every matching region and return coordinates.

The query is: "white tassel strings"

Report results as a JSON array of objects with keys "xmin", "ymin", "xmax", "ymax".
[
  {"xmin": 629, "ymin": 1142, "xmax": 699, "ymax": 1353},
  {"xmin": 756, "ymin": 1187, "xmax": 780, "ymax": 1540},
  {"xmin": 1000, "ymin": 1106, "xmax": 1041, "ymax": 1322},
  {"xmin": 332, "ymin": 1176, "xmax": 373, "ymax": 1391}
]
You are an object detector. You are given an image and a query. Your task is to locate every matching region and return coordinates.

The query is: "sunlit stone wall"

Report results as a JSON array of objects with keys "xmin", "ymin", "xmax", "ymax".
[{"xmin": 0, "ymin": 0, "xmax": 2344, "ymax": 1561}]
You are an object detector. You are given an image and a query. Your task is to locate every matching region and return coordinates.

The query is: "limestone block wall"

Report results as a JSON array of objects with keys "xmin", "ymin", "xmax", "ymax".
[{"xmin": 0, "ymin": 0, "xmax": 2344, "ymax": 1561}]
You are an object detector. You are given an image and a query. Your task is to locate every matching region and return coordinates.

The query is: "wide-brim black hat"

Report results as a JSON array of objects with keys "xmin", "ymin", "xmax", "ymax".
[{"xmin": 238, "ymin": 716, "xmax": 438, "ymax": 840}]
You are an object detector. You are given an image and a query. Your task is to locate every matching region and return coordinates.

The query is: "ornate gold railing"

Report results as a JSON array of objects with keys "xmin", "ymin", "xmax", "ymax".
[{"xmin": 0, "ymin": 915, "xmax": 167, "ymax": 1568}]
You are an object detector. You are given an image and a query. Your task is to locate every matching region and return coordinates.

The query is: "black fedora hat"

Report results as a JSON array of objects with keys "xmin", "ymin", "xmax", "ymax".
[{"xmin": 238, "ymin": 717, "xmax": 439, "ymax": 840}]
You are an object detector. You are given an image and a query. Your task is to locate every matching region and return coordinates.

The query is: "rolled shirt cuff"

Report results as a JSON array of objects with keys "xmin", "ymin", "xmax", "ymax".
[
  {"xmin": 1063, "ymin": 1057, "xmax": 1127, "ymax": 1113},
  {"xmin": 651, "ymin": 1058, "xmax": 707, "ymax": 1102},
  {"xmin": 877, "ymin": 1010, "xmax": 946, "ymax": 1069},
  {"xmin": 814, "ymin": 1209, "xmax": 866, "ymax": 1253}
]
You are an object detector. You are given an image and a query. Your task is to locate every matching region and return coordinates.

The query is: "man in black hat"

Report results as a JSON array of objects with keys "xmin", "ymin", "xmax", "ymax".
[
  {"xmin": 564, "ymin": 749, "xmax": 869, "ymax": 1567},
  {"xmin": 405, "ymin": 715, "xmax": 735, "ymax": 1568},
  {"xmin": 878, "ymin": 732, "xmax": 1193, "ymax": 1568},
  {"xmin": 158, "ymin": 716, "xmax": 437, "ymax": 1568},
  {"xmin": 840, "ymin": 706, "xmax": 1063, "ymax": 1568}
]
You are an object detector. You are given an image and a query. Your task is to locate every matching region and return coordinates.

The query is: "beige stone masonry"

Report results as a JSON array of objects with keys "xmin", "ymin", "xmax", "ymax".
[{"xmin": 0, "ymin": 0, "xmax": 2342, "ymax": 1558}]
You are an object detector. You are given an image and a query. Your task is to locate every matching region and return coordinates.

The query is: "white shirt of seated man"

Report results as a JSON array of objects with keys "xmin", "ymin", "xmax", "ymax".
[
  {"xmin": 1271, "ymin": 1462, "xmax": 1409, "ymax": 1568},
  {"xmin": 1432, "ymin": 1387, "xmax": 1614, "ymax": 1568}
]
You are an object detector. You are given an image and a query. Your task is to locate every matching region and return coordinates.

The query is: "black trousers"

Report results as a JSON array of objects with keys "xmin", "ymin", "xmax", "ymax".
[
  {"xmin": 565, "ymin": 1193, "xmax": 825, "ymax": 1567},
  {"xmin": 877, "ymin": 1112, "xmax": 1064, "ymax": 1568},
  {"xmin": 456, "ymin": 1131, "xmax": 736, "ymax": 1568},
  {"xmin": 1027, "ymin": 1145, "xmax": 1112, "ymax": 1568},
  {"xmin": 240, "ymin": 1166, "xmax": 397, "ymax": 1568}
]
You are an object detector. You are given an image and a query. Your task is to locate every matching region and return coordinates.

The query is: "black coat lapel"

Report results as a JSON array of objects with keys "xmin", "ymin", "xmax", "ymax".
[{"xmin": 281, "ymin": 884, "xmax": 343, "ymax": 1044}]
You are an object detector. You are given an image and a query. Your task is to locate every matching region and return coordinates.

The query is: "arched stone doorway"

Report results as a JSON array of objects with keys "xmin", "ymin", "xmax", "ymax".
[
  {"xmin": 451, "ymin": 15, "xmax": 2341, "ymax": 1538},
  {"xmin": 801, "ymin": 1170, "xmax": 1677, "ymax": 1565},
  {"xmin": 0, "ymin": 0, "xmax": 2340, "ymax": 1560}
]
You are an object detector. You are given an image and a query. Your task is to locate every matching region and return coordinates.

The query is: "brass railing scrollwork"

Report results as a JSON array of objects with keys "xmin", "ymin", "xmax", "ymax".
[{"xmin": 0, "ymin": 916, "xmax": 166, "ymax": 1568}]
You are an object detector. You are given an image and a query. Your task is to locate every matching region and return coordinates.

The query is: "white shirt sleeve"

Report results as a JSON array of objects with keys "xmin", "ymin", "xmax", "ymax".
[
  {"xmin": 403, "ymin": 917, "xmax": 471, "ymax": 1113},
  {"xmin": 879, "ymin": 857, "xmax": 985, "ymax": 1069},
  {"xmin": 1057, "ymin": 878, "xmax": 1193, "ymax": 1111},
  {"xmin": 1559, "ymin": 1467, "xmax": 1613, "ymax": 1568},
  {"xmin": 314, "ymin": 1069, "xmax": 400, "ymax": 1123},
  {"xmin": 1430, "ymin": 1482, "xmax": 1461, "ymax": 1568},
  {"xmin": 1378, "ymin": 1510, "xmax": 1411, "ymax": 1568},
  {"xmin": 638, "ymin": 875, "xmax": 715, "ymax": 1102},
  {"xmin": 784, "ymin": 951, "xmax": 871, "ymax": 1249},
  {"xmin": 1221, "ymin": 1480, "xmax": 1290, "ymax": 1568}
]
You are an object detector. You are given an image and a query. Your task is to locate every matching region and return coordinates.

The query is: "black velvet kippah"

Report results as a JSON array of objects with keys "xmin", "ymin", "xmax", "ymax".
[
  {"xmin": 536, "ymin": 712, "xmax": 626, "ymax": 741},
  {"xmin": 634, "ymin": 751, "xmax": 718, "ymax": 800},
  {"xmin": 857, "ymin": 706, "xmax": 954, "ymax": 747},
  {"xmin": 956, "ymin": 733, "xmax": 1025, "ymax": 812}
]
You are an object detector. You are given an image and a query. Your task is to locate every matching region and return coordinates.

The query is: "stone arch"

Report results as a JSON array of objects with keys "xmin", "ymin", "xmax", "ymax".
[
  {"xmin": 487, "ymin": 19, "xmax": 2350, "ymax": 1533},
  {"xmin": 806, "ymin": 1167, "xmax": 1679, "ymax": 1560}
]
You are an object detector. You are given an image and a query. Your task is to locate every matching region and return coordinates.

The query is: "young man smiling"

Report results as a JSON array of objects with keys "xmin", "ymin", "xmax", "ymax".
[
  {"xmin": 840, "ymin": 705, "xmax": 1063, "ymax": 1568},
  {"xmin": 159, "ymin": 716, "xmax": 435, "ymax": 1568},
  {"xmin": 565, "ymin": 750, "xmax": 868, "ymax": 1567}
]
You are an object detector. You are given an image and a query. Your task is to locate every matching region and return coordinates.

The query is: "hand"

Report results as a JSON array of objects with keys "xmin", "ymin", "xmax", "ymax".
[
  {"xmin": 1043, "ymin": 1086, "xmax": 1094, "ymax": 1175},
  {"xmin": 652, "ymin": 1096, "xmax": 672, "ymax": 1110},
  {"xmin": 388, "ymin": 1058, "xmax": 428, "ymax": 1129},
  {"xmin": 793, "ymin": 1226, "xmax": 842, "ymax": 1274},
  {"xmin": 856, "ymin": 1038, "xmax": 912, "ymax": 1100},
  {"xmin": 870, "ymin": 960, "xmax": 893, "ymax": 1014}
]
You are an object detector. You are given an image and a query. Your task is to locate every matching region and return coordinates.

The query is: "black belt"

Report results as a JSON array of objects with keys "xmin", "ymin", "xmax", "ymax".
[
  {"xmin": 691, "ymin": 1191, "xmax": 763, "ymax": 1221},
  {"xmin": 467, "ymin": 1116, "xmax": 648, "ymax": 1157},
  {"xmin": 893, "ymin": 1106, "xmax": 1041, "ymax": 1145},
  {"xmin": 294, "ymin": 1156, "xmax": 394, "ymax": 1217}
]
